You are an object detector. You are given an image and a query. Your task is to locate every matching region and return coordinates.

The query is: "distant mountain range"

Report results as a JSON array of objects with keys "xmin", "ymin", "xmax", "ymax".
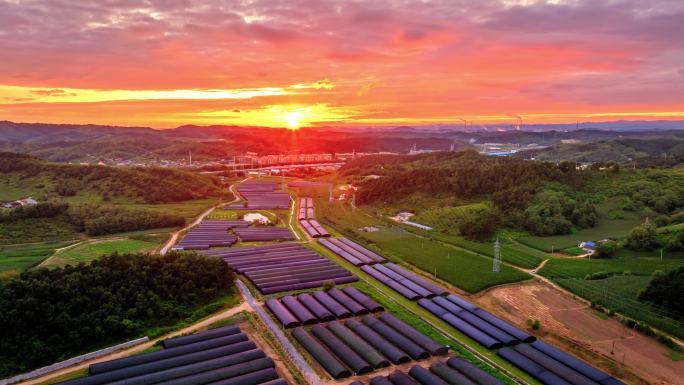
[{"xmin": 1, "ymin": 120, "xmax": 683, "ymax": 164}]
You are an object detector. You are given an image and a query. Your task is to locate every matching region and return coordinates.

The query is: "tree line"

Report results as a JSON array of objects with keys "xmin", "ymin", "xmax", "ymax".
[
  {"xmin": 0, "ymin": 202, "xmax": 185, "ymax": 236},
  {"xmin": 0, "ymin": 152, "xmax": 226, "ymax": 203},
  {"xmin": 0, "ymin": 252, "xmax": 234, "ymax": 377}
]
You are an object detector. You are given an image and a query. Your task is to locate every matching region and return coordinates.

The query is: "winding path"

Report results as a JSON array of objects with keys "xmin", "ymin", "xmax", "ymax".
[{"xmin": 160, "ymin": 179, "xmax": 244, "ymax": 255}]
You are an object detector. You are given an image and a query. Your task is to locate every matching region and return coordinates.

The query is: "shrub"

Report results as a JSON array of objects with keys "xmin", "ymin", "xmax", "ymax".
[
  {"xmin": 638, "ymin": 267, "xmax": 684, "ymax": 316},
  {"xmin": 654, "ymin": 215, "xmax": 671, "ymax": 227},
  {"xmin": 656, "ymin": 335, "xmax": 678, "ymax": 350},
  {"xmin": 527, "ymin": 319, "xmax": 541, "ymax": 330},
  {"xmin": 665, "ymin": 231, "xmax": 684, "ymax": 251},
  {"xmin": 635, "ymin": 322, "xmax": 656, "ymax": 337},
  {"xmin": 593, "ymin": 241, "xmax": 617, "ymax": 258},
  {"xmin": 625, "ymin": 224, "xmax": 663, "ymax": 250},
  {"xmin": 585, "ymin": 271, "xmax": 614, "ymax": 280}
]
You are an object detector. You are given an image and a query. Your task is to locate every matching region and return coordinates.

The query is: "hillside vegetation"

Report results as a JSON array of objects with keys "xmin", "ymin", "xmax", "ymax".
[
  {"xmin": 343, "ymin": 151, "xmax": 684, "ymax": 240},
  {"xmin": 0, "ymin": 152, "xmax": 225, "ymax": 203},
  {"xmin": 527, "ymin": 137, "xmax": 684, "ymax": 164},
  {"xmin": 0, "ymin": 201, "xmax": 184, "ymax": 244},
  {"xmin": 0, "ymin": 252, "xmax": 235, "ymax": 377},
  {"xmin": 0, "ymin": 121, "xmax": 472, "ymax": 162}
]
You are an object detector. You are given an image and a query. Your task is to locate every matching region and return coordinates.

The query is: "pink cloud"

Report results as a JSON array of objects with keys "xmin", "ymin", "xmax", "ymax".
[{"xmin": 0, "ymin": 0, "xmax": 682, "ymax": 126}]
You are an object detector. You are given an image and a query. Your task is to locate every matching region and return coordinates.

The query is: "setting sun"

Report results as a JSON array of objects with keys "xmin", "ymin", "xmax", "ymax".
[{"xmin": 285, "ymin": 112, "xmax": 302, "ymax": 130}]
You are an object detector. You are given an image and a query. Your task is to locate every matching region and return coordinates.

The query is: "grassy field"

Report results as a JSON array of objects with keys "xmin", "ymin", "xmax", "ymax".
[
  {"xmin": 517, "ymin": 213, "xmax": 643, "ymax": 251},
  {"xmin": 42, "ymin": 238, "xmax": 160, "ymax": 268},
  {"xmin": 207, "ymin": 209, "xmax": 288, "ymax": 227},
  {"xmin": 125, "ymin": 198, "xmax": 221, "ymax": 220},
  {"xmin": 539, "ymin": 250, "xmax": 684, "ymax": 338},
  {"xmin": 317, "ymin": 201, "xmax": 531, "ymax": 293},
  {"xmin": 425, "ymin": 232, "xmax": 548, "ymax": 269},
  {"xmin": 0, "ymin": 240, "xmax": 78, "ymax": 277},
  {"xmin": 0, "ymin": 174, "xmax": 52, "ymax": 201},
  {"xmin": 0, "ymin": 216, "xmax": 82, "ymax": 244},
  {"xmin": 561, "ymin": 247, "xmax": 587, "ymax": 256},
  {"xmin": 0, "ymin": 196, "xmax": 216, "ymax": 271},
  {"xmin": 539, "ymin": 253, "xmax": 684, "ymax": 279},
  {"xmin": 516, "ymin": 197, "xmax": 645, "ymax": 252}
]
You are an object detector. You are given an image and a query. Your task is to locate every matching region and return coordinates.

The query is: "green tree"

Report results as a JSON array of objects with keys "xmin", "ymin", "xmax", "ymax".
[
  {"xmin": 0, "ymin": 252, "xmax": 234, "ymax": 377},
  {"xmin": 638, "ymin": 267, "xmax": 684, "ymax": 316},
  {"xmin": 625, "ymin": 224, "xmax": 662, "ymax": 250},
  {"xmin": 593, "ymin": 241, "xmax": 617, "ymax": 258}
]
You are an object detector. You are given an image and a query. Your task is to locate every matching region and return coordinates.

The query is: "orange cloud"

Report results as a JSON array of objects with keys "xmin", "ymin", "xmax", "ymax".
[{"xmin": 0, "ymin": 0, "xmax": 682, "ymax": 127}]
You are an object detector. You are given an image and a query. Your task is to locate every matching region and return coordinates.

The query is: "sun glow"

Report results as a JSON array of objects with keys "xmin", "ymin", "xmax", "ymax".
[{"xmin": 285, "ymin": 112, "xmax": 302, "ymax": 130}]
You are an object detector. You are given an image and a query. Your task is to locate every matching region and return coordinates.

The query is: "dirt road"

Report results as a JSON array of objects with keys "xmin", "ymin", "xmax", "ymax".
[{"xmin": 160, "ymin": 179, "xmax": 244, "ymax": 255}]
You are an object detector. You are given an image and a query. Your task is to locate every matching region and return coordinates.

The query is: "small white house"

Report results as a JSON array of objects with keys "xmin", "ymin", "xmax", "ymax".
[{"xmin": 3, "ymin": 197, "xmax": 38, "ymax": 209}]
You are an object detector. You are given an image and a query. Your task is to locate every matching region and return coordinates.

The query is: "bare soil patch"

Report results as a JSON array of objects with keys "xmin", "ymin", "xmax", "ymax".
[{"xmin": 476, "ymin": 280, "xmax": 684, "ymax": 385}]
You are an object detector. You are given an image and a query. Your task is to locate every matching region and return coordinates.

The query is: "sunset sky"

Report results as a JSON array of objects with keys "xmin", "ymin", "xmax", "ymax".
[{"xmin": 1, "ymin": 0, "xmax": 683, "ymax": 128}]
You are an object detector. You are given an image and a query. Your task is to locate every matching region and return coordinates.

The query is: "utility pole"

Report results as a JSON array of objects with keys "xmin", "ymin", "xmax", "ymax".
[{"xmin": 493, "ymin": 238, "xmax": 501, "ymax": 273}]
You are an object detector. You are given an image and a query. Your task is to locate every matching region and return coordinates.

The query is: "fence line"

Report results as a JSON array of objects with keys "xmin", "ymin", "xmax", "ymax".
[
  {"xmin": 1, "ymin": 337, "xmax": 149, "ymax": 385},
  {"xmin": 237, "ymin": 280, "xmax": 323, "ymax": 385}
]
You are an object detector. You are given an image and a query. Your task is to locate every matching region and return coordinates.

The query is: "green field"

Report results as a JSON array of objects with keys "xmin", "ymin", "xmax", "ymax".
[
  {"xmin": 561, "ymin": 247, "xmax": 587, "ymax": 256},
  {"xmin": 517, "ymin": 213, "xmax": 643, "ymax": 251},
  {"xmin": 0, "ymin": 217, "xmax": 81, "ymax": 244},
  {"xmin": 539, "ymin": 251, "xmax": 684, "ymax": 338},
  {"xmin": 0, "ymin": 241, "xmax": 78, "ymax": 276},
  {"xmin": 125, "ymin": 198, "xmax": 221, "ymax": 220},
  {"xmin": 207, "ymin": 209, "xmax": 287, "ymax": 227},
  {"xmin": 539, "ymin": 253, "xmax": 684, "ymax": 279},
  {"xmin": 0, "ymin": 174, "xmax": 52, "ymax": 201},
  {"xmin": 42, "ymin": 238, "xmax": 160, "ymax": 268},
  {"xmin": 318, "ymin": 201, "xmax": 531, "ymax": 293},
  {"xmin": 426, "ymin": 232, "xmax": 548, "ymax": 269}
]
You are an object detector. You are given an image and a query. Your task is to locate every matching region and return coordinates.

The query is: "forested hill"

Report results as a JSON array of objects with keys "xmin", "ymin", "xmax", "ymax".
[
  {"xmin": 0, "ymin": 152, "xmax": 225, "ymax": 203},
  {"xmin": 342, "ymin": 150, "xmax": 586, "ymax": 209},
  {"xmin": 522, "ymin": 137, "xmax": 684, "ymax": 164},
  {"xmin": 339, "ymin": 151, "xmax": 684, "ymax": 240},
  {"xmin": 0, "ymin": 121, "xmax": 472, "ymax": 162}
]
